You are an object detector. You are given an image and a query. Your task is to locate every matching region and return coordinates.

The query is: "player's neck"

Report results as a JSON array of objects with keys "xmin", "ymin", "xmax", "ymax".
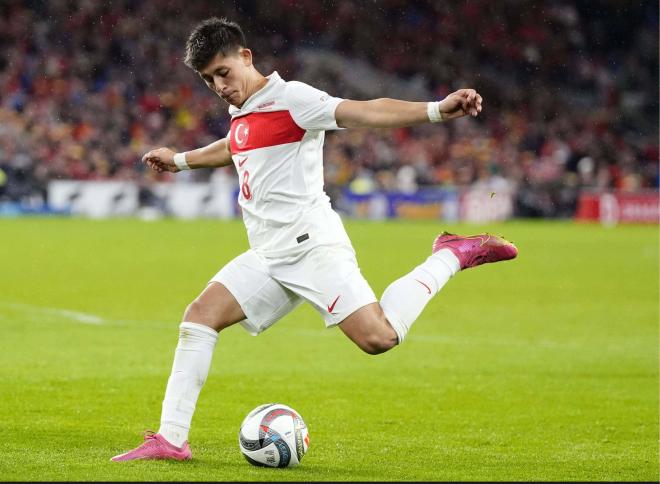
[{"xmin": 241, "ymin": 72, "xmax": 268, "ymax": 107}]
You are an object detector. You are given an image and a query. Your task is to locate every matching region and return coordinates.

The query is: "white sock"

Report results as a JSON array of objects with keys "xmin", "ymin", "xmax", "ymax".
[
  {"xmin": 380, "ymin": 249, "xmax": 460, "ymax": 343},
  {"xmin": 158, "ymin": 322, "xmax": 218, "ymax": 447}
]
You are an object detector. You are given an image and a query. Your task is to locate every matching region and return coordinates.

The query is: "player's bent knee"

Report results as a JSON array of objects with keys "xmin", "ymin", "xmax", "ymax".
[
  {"xmin": 339, "ymin": 307, "xmax": 399, "ymax": 355},
  {"xmin": 183, "ymin": 298, "xmax": 206, "ymax": 323},
  {"xmin": 359, "ymin": 333, "xmax": 398, "ymax": 355}
]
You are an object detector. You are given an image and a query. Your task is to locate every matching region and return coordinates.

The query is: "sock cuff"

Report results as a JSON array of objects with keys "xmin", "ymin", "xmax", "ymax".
[
  {"xmin": 180, "ymin": 321, "xmax": 219, "ymax": 341},
  {"xmin": 381, "ymin": 304, "xmax": 407, "ymax": 344}
]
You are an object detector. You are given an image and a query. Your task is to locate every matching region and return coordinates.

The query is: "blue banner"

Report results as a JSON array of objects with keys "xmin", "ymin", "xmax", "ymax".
[{"xmin": 341, "ymin": 188, "xmax": 459, "ymax": 221}]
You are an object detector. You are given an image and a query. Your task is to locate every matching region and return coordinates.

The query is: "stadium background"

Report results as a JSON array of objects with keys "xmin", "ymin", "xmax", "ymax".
[
  {"xmin": 1, "ymin": 0, "xmax": 657, "ymax": 222},
  {"xmin": 0, "ymin": 0, "xmax": 658, "ymax": 481}
]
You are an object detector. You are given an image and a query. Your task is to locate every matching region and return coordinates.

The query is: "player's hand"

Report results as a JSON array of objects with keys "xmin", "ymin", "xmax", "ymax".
[
  {"xmin": 142, "ymin": 147, "xmax": 179, "ymax": 173},
  {"xmin": 438, "ymin": 89, "xmax": 483, "ymax": 120}
]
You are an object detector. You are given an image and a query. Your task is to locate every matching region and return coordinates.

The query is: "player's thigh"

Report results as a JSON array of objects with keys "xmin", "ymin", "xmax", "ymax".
[
  {"xmin": 269, "ymin": 244, "xmax": 377, "ymax": 327},
  {"xmin": 184, "ymin": 281, "xmax": 245, "ymax": 331},
  {"xmin": 210, "ymin": 249, "xmax": 303, "ymax": 335}
]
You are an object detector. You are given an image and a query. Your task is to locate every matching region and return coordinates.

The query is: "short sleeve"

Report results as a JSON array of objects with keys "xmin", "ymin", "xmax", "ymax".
[{"xmin": 284, "ymin": 81, "xmax": 345, "ymax": 131}]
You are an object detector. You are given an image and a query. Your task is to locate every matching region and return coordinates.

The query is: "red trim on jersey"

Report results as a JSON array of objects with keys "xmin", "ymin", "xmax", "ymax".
[{"xmin": 229, "ymin": 110, "xmax": 306, "ymax": 153}]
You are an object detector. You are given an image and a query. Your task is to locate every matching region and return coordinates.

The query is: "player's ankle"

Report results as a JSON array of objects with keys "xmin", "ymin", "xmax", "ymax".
[{"xmin": 158, "ymin": 424, "xmax": 189, "ymax": 448}]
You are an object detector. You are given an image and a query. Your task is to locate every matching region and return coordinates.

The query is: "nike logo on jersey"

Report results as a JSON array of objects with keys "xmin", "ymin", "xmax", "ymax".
[
  {"xmin": 327, "ymin": 295, "xmax": 341, "ymax": 314},
  {"xmin": 414, "ymin": 279, "xmax": 432, "ymax": 295},
  {"xmin": 238, "ymin": 156, "xmax": 248, "ymax": 167}
]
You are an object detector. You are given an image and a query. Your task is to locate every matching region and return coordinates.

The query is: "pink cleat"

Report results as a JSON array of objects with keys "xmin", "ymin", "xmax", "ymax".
[
  {"xmin": 111, "ymin": 431, "xmax": 192, "ymax": 462},
  {"xmin": 432, "ymin": 231, "xmax": 518, "ymax": 270}
]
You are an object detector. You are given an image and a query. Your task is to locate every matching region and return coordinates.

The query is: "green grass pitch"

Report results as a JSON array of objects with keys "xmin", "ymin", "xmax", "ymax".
[{"xmin": 0, "ymin": 218, "xmax": 657, "ymax": 481}]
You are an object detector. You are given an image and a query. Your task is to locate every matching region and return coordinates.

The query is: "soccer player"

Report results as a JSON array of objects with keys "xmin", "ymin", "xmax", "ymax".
[{"xmin": 111, "ymin": 17, "xmax": 517, "ymax": 462}]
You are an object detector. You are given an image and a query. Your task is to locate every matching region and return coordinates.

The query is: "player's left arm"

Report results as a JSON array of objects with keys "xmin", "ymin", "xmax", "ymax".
[{"xmin": 334, "ymin": 88, "xmax": 482, "ymax": 129}]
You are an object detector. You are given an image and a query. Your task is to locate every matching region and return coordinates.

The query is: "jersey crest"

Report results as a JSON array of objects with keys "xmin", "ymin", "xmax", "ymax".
[{"xmin": 230, "ymin": 111, "xmax": 306, "ymax": 154}]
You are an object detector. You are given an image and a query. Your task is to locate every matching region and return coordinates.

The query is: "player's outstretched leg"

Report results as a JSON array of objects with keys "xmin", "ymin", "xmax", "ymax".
[{"xmin": 379, "ymin": 230, "xmax": 518, "ymax": 344}]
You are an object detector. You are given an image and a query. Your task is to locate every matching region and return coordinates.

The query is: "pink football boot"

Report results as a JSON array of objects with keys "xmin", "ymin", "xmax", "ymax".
[
  {"xmin": 111, "ymin": 431, "xmax": 191, "ymax": 462},
  {"xmin": 432, "ymin": 231, "xmax": 518, "ymax": 270}
]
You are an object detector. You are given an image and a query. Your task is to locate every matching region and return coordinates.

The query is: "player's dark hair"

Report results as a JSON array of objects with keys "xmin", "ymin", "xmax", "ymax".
[{"xmin": 184, "ymin": 17, "xmax": 247, "ymax": 72}]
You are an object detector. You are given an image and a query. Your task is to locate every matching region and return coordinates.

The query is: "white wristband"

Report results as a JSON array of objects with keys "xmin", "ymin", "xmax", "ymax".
[
  {"xmin": 173, "ymin": 152, "xmax": 190, "ymax": 171},
  {"xmin": 427, "ymin": 101, "xmax": 444, "ymax": 123}
]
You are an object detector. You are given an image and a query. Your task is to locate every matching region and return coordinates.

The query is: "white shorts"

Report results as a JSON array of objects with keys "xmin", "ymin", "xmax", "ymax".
[{"xmin": 210, "ymin": 243, "xmax": 377, "ymax": 335}]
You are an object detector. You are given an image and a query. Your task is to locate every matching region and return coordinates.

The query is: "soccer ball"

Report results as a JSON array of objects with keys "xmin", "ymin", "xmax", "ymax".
[{"xmin": 238, "ymin": 403, "xmax": 310, "ymax": 468}]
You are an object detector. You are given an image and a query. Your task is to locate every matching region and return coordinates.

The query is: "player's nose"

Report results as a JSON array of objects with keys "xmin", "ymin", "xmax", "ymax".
[{"xmin": 213, "ymin": 77, "xmax": 226, "ymax": 93}]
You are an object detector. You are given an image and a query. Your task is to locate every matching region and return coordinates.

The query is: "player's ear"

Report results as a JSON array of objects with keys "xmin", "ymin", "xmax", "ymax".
[{"xmin": 239, "ymin": 48, "xmax": 252, "ymax": 67}]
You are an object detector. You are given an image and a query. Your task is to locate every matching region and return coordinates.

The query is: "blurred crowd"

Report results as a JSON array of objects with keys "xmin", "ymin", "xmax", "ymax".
[{"xmin": 0, "ymin": 0, "xmax": 657, "ymax": 217}]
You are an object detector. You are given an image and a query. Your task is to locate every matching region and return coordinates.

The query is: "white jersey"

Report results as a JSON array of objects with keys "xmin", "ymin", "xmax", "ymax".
[{"xmin": 227, "ymin": 71, "xmax": 351, "ymax": 258}]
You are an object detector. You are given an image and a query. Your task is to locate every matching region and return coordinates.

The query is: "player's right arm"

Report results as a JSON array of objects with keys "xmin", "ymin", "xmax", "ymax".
[{"xmin": 142, "ymin": 138, "xmax": 233, "ymax": 173}]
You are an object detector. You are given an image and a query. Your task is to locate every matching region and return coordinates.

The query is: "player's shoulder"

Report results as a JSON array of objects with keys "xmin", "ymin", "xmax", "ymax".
[
  {"xmin": 283, "ymin": 79, "xmax": 315, "ymax": 95},
  {"xmin": 283, "ymin": 80, "xmax": 328, "ymax": 104},
  {"xmin": 284, "ymin": 79, "xmax": 312, "ymax": 89}
]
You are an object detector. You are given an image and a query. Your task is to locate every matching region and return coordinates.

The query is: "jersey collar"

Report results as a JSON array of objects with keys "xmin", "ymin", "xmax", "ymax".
[{"xmin": 228, "ymin": 71, "xmax": 283, "ymax": 116}]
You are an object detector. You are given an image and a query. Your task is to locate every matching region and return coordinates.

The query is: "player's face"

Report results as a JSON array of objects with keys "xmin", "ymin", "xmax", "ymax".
[{"xmin": 199, "ymin": 48, "xmax": 253, "ymax": 107}]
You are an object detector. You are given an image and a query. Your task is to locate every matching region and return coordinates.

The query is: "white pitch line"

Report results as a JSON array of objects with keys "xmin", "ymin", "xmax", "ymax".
[
  {"xmin": 0, "ymin": 301, "xmax": 106, "ymax": 325},
  {"xmin": 0, "ymin": 301, "xmax": 171, "ymax": 327}
]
